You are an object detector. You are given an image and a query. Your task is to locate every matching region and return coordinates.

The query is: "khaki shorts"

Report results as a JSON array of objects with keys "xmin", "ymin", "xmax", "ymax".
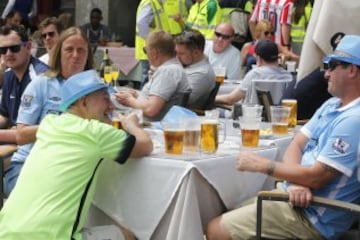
[
  {"xmin": 221, "ymin": 196, "xmax": 324, "ymax": 240},
  {"xmin": 82, "ymin": 225, "xmax": 125, "ymax": 240}
]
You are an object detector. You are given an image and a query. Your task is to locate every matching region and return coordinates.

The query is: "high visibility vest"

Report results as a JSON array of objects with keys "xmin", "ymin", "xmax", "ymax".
[
  {"xmin": 219, "ymin": 1, "xmax": 253, "ymax": 23},
  {"xmin": 135, "ymin": 0, "xmax": 170, "ymax": 60},
  {"xmin": 186, "ymin": 0, "xmax": 221, "ymax": 40},
  {"xmin": 290, "ymin": 2, "xmax": 312, "ymax": 43},
  {"xmin": 164, "ymin": 0, "xmax": 189, "ymax": 35}
]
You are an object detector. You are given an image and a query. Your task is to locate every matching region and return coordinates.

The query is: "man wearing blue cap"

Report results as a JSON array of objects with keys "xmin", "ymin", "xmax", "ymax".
[
  {"xmin": 0, "ymin": 70, "xmax": 153, "ymax": 240},
  {"xmin": 207, "ymin": 35, "xmax": 360, "ymax": 239}
]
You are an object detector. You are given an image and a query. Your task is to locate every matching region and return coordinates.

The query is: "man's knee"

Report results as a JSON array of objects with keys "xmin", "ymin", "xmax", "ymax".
[{"xmin": 206, "ymin": 216, "xmax": 232, "ymax": 240}]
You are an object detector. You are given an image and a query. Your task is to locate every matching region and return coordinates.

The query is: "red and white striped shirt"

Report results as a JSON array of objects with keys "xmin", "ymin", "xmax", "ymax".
[{"xmin": 250, "ymin": 0, "xmax": 293, "ymax": 45}]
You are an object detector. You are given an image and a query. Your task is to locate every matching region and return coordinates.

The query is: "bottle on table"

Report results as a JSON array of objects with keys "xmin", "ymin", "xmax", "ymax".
[{"xmin": 99, "ymin": 48, "xmax": 113, "ymax": 85}]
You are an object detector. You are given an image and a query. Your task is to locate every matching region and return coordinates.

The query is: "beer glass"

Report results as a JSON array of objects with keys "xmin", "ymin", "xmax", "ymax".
[
  {"xmin": 111, "ymin": 110, "xmax": 123, "ymax": 129},
  {"xmin": 111, "ymin": 63, "xmax": 120, "ymax": 87},
  {"xmin": 281, "ymin": 99, "xmax": 297, "ymax": 128},
  {"xmin": 183, "ymin": 118, "xmax": 201, "ymax": 153},
  {"xmin": 242, "ymin": 104, "xmax": 263, "ymax": 118},
  {"xmin": 161, "ymin": 121, "xmax": 185, "ymax": 155},
  {"xmin": 239, "ymin": 117, "xmax": 261, "ymax": 147},
  {"xmin": 270, "ymin": 106, "xmax": 291, "ymax": 135},
  {"xmin": 213, "ymin": 66, "xmax": 226, "ymax": 84},
  {"xmin": 200, "ymin": 110, "xmax": 226, "ymax": 154},
  {"xmin": 104, "ymin": 65, "xmax": 113, "ymax": 84}
]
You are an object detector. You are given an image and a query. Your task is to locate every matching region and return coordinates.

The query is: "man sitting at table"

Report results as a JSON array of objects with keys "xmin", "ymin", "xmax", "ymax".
[
  {"xmin": 206, "ymin": 35, "xmax": 360, "ymax": 240},
  {"xmin": 215, "ymin": 39, "xmax": 292, "ymax": 105},
  {"xmin": 115, "ymin": 30, "xmax": 191, "ymax": 121},
  {"xmin": 0, "ymin": 69, "xmax": 153, "ymax": 239},
  {"xmin": 204, "ymin": 23, "xmax": 242, "ymax": 80},
  {"xmin": 174, "ymin": 29, "xmax": 215, "ymax": 109}
]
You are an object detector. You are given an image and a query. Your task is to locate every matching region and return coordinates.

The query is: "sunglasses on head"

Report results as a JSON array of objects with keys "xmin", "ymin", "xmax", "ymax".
[
  {"xmin": 214, "ymin": 31, "xmax": 232, "ymax": 40},
  {"xmin": 0, "ymin": 42, "xmax": 26, "ymax": 55},
  {"xmin": 322, "ymin": 60, "xmax": 350, "ymax": 72},
  {"xmin": 41, "ymin": 31, "xmax": 56, "ymax": 39},
  {"xmin": 264, "ymin": 31, "xmax": 275, "ymax": 36}
]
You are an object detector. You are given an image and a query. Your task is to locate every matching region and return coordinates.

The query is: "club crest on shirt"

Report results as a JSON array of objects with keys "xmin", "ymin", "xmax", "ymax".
[
  {"xmin": 21, "ymin": 95, "xmax": 33, "ymax": 107},
  {"xmin": 332, "ymin": 138, "xmax": 350, "ymax": 154}
]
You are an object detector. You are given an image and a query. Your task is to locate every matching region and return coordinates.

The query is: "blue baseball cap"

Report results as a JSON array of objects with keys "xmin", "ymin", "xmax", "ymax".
[
  {"xmin": 59, "ymin": 70, "xmax": 111, "ymax": 112},
  {"xmin": 323, "ymin": 35, "xmax": 360, "ymax": 66}
]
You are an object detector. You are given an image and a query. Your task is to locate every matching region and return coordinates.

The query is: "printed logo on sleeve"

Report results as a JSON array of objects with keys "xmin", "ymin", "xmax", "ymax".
[
  {"xmin": 332, "ymin": 138, "xmax": 350, "ymax": 154},
  {"xmin": 21, "ymin": 95, "xmax": 33, "ymax": 107}
]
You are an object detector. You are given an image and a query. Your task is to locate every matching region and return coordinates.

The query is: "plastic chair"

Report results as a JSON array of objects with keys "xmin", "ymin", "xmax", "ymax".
[
  {"xmin": 190, "ymin": 82, "xmax": 221, "ymax": 115},
  {"xmin": 256, "ymin": 89, "xmax": 273, "ymax": 122},
  {"xmin": 256, "ymin": 190, "xmax": 360, "ymax": 240}
]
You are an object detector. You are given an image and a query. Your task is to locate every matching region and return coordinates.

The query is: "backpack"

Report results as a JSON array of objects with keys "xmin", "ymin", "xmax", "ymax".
[{"xmin": 230, "ymin": 8, "xmax": 250, "ymax": 40}]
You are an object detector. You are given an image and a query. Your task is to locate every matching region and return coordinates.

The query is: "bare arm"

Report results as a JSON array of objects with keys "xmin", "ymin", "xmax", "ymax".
[
  {"xmin": 236, "ymin": 150, "xmax": 339, "ymax": 190},
  {"xmin": 119, "ymin": 113, "xmax": 153, "ymax": 158},
  {"xmin": 282, "ymin": 132, "xmax": 308, "ymax": 164},
  {"xmin": 281, "ymin": 24, "xmax": 291, "ymax": 48},
  {"xmin": 215, "ymin": 88, "xmax": 245, "ymax": 105},
  {"xmin": 116, "ymin": 92, "xmax": 166, "ymax": 118},
  {"xmin": 16, "ymin": 123, "xmax": 39, "ymax": 145},
  {"xmin": 240, "ymin": 43, "xmax": 251, "ymax": 67}
]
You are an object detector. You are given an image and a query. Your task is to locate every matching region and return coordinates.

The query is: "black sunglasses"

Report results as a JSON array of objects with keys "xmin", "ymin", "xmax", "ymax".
[
  {"xmin": 41, "ymin": 31, "xmax": 56, "ymax": 39},
  {"xmin": 214, "ymin": 31, "xmax": 232, "ymax": 40},
  {"xmin": 264, "ymin": 31, "xmax": 275, "ymax": 36},
  {"xmin": 143, "ymin": 47, "xmax": 147, "ymax": 54},
  {"xmin": 0, "ymin": 42, "xmax": 26, "ymax": 55},
  {"xmin": 322, "ymin": 60, "xmax": 350, "ymax": 72}
]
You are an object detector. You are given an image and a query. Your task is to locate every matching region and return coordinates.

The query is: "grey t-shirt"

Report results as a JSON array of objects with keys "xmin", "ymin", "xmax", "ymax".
[
  {"xmin": 185, "ymin": 57, "xmax": 216, "ymax": 109},
  {"xmin": 238, "ymin": 65, "xmax": 293, "ymax": 104},
  {"xmin": 142, "ymin": 58, "xmax": 190, "ymax": 121}
]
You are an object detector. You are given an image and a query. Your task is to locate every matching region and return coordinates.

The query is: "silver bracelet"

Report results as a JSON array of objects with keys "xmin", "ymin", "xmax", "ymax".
[{"xmin": 267, "ymin": 161, "xmax": 276, "ymax": 176}]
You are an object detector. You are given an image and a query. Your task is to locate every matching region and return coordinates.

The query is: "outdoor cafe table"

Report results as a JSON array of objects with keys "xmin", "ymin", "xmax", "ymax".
[{"xmin": 87, "ymin": 128, "xmax": 293, "ymax": 240}]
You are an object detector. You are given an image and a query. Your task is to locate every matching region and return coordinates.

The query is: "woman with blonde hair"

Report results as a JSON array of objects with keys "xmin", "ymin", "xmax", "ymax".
[{"xmin": 241, "ymin": 19, "xmax": 299, "ymax": 73}]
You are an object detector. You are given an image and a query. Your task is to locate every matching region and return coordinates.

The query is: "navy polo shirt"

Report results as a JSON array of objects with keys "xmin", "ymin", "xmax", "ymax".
[{"xmin": 0, "ymin": 56, "xmax": 48, "ymax": 127}]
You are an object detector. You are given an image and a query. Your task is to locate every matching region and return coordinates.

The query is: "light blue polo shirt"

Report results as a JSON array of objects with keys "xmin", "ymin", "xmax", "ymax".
[
  {"xmin": 284, "ymin": 97, "xmax": 360, "ymax": 239},
  {"xmin": 11, "ymin": 75, "xmax": 65, "ymax": 164}
]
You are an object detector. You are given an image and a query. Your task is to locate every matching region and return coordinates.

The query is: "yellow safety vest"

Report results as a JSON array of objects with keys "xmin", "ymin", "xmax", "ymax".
[
  {"xmin": 164, "ymin": 0, "xmax": 188, "ymax": 35},
  {"xmin": 186, "ymin": 0, "xmax": 221, "ymax": 40},
  {"xmin": 135, "ymin": 0, "xmax": 170, "ymax": 60},
  {"xmin": 220, "ymin": 1, "xmax": 253, "ymax": 23},
  {"xmin": 290, "ymin": 2, "xmax": 312, "ymax": 43}
]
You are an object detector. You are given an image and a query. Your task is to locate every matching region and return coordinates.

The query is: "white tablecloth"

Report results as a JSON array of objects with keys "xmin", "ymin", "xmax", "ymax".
[{"xmin": 86, "ymin": 128, "xmax": 293, "ymax": 240}]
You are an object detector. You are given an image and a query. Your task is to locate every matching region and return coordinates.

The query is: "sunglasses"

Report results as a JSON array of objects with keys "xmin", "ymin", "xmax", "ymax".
[
  {"xmin": 214, "ymin": 31, "xmax": 232, "ymax": 40},
  {"xmin": 41, "ymin": 31, "xmax": 56, "ymax": 39},
  {"xmin": 322, "ymin": 60, "xmax": 350, "ymax": 72},
  {"xmin": 143, "ymin": 47, "xmax": 147, "ymax": 54},
  {"xmin": 0, "ymin": 42, "xmax": 27, "ymax": 55},
  {"xmin": 264, "ymin": 31, "xmax": 275, "ymax": 36}
]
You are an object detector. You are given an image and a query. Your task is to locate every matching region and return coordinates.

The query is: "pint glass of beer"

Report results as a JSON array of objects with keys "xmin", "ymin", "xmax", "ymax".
[
  {"xmin": 111, "ymin": 110, "xmax": 124, "ymax": 129},
  {"xmin": 183, "ymin": 118, "xmax": 201, "ymax": 153},
  {"xmin": 213, "ymin": 66, "xmax": 226, "ymax": 84},
  {"xmin": 239, "ymin": 117, "xmax": 261, "ymax": 147},
  {"xmin": 281, "ymin": 99, "xmax": 297, "ymax": 128},
  {"xmin": 161, "ymin": 121, "xmax": 185, "ymax": 155},
  {"xmin": 200, "ymin": 110, "xmax": 226, "ymax": 154},
  {"xmin": 200, "ymin": 119, "xmax": 219, "ymax": 154},
  {"xmin": 270, "ymin": 106, "xmax": 291, "ymax": 135}
]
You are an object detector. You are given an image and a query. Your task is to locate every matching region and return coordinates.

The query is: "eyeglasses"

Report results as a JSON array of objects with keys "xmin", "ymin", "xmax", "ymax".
[
  {"xmin": 214, "ymin": 31, "xmax": 232, "ymax": 40},
  {"xmin": 41, "ymin": 31, "xmax": 56, "ymax": 39},
  {"xmin": 264, "ymin": 31, "xmax": 275, "ymax": 36},
  {"xmin": 143, "ymin": 47, "xmax": 147, "ymax": 54},
  {"xmin": 322, "ymin": 60, "xmax": 350, "ymax": 72},
  {"xmin": 0, "ymin": 42, "xmax": 27, "ymax": 55}
]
